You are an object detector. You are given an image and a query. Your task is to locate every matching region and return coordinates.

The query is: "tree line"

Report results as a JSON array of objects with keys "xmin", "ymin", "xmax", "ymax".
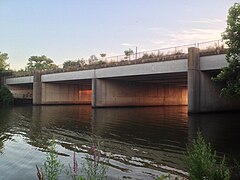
[{"xmin": 0, "ymin": 48, "xmax": 136, "ymax": 73}]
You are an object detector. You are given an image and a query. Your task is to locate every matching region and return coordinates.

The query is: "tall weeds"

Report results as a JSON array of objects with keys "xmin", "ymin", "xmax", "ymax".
[
  {"xmin": 67, "ymin": 143, "xmax": 109, "ymax": 180},
  {"xmin": 37, "ymin": 140, "xmax": 64, "ymax": 180},
  {"xmin": 185, "ymin": 132, "xmax": 230, "ymax": 180}
]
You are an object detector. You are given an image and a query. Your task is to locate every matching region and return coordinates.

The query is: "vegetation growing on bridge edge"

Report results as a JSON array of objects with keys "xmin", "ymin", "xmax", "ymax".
[{"xmin": 213, "ymin": 2, "xmax": 240, "ymax": 97}]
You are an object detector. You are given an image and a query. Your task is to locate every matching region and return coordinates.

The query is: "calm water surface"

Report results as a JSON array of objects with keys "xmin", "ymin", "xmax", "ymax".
[{"xmin": 0, "ymin": 105, "xmax": 240, "ymax": 179}]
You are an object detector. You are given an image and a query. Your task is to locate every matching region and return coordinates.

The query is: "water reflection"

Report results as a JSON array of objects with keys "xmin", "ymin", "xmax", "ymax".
[
  {"xmin": 0, "ymin": 107, "xmax": 15, "ymax": 154},
  {"xmin": 27, "ymin": 106, "xmax": 189, "ymax": 177},
  {"xmin": 0, "ymin": 105, "xmax": 240, "ymax": 179},
  {"xmin": 188, "ymin": 113, "xmax": 240, "ymax": 159},
  {"xmin": 92, "ymin": 107, "xmax": 188, "ymax": 172}
]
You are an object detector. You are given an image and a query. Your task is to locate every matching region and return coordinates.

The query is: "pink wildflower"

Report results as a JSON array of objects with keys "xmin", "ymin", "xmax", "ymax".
[{"xmin": 73, "ymin": 151, "xmax": 76, "ymax": 176}]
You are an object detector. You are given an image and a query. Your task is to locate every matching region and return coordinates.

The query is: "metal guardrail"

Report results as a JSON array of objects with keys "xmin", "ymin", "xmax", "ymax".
[
  {"xmin": 103, "ymin": 43, "xmax": 196, "ymax": 63},
  {"xmin": 197, "ymin": 39, "xmax": 227, "ymax": 50},
  {"xmin": 197, "ymin": 39, "xmax": 227, "ymax": 56}
]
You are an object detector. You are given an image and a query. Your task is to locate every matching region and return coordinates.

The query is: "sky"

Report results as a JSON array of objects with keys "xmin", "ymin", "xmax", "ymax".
[{"xmin": 0, "ymin": 0, "xmax": 237, "ymax": 70}]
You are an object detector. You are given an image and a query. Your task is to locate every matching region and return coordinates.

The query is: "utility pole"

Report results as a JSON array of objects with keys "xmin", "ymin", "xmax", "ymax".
[
  {"xmin": 129, "ymin": 48, "xmax": 131, "ymax": 61},
  {"xmin": 135, "ymin": 47, "xmax": 138, "ymax": 60}
]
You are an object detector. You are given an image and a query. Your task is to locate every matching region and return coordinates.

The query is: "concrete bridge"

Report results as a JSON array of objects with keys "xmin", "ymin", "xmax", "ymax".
[{"xmin": 5, "ymin": 47, "xmax": 240, "ymax": 113}]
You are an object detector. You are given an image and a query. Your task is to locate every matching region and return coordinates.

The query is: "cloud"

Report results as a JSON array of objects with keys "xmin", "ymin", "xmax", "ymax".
[
  {"xmin": 148, "ymin": 27, "xmax": 166, "ymax": 31},
  {"xmin": 150, "ymin": 40, "xmax": 165, "ymax": 45},
  {"xmin": 178, "ymin": 19, "xmax": 222, "ymax": 24},
  {"xmin": 148, "ymin": 28, "xmax": 223, "ymax": 49},
  {"xmin": 121, "ymin": 43, "xmax": 135, "ymax": 47},
  {"xmin": 148, "ymin": 27, "xmax": 173, "ymax": 35},
  {"xmin": 168, "ymin": 28, "xmax": 222, "ymax": 42},
  {"xmin": 139, "ymin": 48, "xmax": 150, "ymax": 52}
]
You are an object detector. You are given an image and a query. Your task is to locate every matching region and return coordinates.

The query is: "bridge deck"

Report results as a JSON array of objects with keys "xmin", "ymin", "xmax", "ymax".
[{"xmin": 6, "ymin": 54, "xmax": 226, "ymax": 85}]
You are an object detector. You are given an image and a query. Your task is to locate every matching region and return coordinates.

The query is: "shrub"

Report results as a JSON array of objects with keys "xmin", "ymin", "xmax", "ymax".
[
  {"xmin": 0, "ymin": 86, "xmax": 14, "ymax": 105},
  {"xmin": 185, "ymin": 132, "xmax": 230, "ymax": 180},
  {"xmin": 37, "ymin": 140, "xmax": 64, "ymax": 180}
]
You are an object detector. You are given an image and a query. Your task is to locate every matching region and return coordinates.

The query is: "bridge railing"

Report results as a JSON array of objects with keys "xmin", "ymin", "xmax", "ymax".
[
  {"xmin": 197, "ymin": 39, "xmax": 227, "ymax": 49},
  {"xmin": 10, "ymin": 39, "xmax": 227, "ymax": 77},
  {"xmin": 197, "ymin": 39, "xmax": 228, "ymax": 56}
]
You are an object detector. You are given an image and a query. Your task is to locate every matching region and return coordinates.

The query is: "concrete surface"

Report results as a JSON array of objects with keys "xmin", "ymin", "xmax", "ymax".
[
  {"xmin": 6, "ymin": 76, "xmax": 33, "ymax": 84},
  {"xmin": 94, "ymin": 79, "xmax": 188, "ymax": 107},
  {"xmin": 41, "ymin": 82, "xmax": 91, "ymax": 105}
]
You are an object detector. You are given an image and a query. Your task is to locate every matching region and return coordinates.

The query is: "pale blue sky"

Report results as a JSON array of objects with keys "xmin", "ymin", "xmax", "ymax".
[{"xmin": 0, "ymin": 0, "xmax": 237, "ymax": 69}]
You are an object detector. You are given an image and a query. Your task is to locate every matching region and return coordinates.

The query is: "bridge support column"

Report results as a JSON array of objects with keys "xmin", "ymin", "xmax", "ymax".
[
  {"xmin": 92, "ymin": 78, "xmax": 97, "ymax": 108},
  {"xmin": 33, "ymin": 73, "xmax": 42, "ymax": 105},
  {"xmin": 188, "ymin": 47, "xmax": 200, "ymax": 113}
]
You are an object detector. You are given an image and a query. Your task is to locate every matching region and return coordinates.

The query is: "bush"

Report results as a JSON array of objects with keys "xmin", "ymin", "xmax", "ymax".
[
  {"xmin": 37, "ymin": 140, "xmax": 64, "ymax": 180},
  {"xmin": 0, "ymin": 86, "xmax": 14, "ymax": 105},
  {"xmin": 185, "ymin": 132, "xmax": 230, "ymax": 180}
]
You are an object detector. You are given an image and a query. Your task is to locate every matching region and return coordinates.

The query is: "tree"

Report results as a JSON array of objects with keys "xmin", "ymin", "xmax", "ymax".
[
  {"xmin": 63, "ymin": 60, "xmax": 79, "ymax": 70},
  {"xmin": 63, "ymin": 59, "xmax": 86, "ymax": 70},
  {"xmin": 88, "ymin": 55, "xmax": 98, "ymax": 65},
  {"xmin": 213, "ymin": 3, "xmax": 240, "ymax": 97},
  {"xmin": 26, "ymin": 55, "xmax": 57, "ymax": 71},
  {"xmin": 124, "ymin": 49, "xmax": 134, "ymax": 60},
  {"xmin": 100, "ymin": 53, "xmax": 106, "ymax": 58},
  {"xmin": 0, "ymin": 52, "xmax": 9, "ymax": 71}
]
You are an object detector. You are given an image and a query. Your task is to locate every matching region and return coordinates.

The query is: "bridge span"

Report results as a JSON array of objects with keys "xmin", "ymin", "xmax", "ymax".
[{"xmin": 5, "ymin": 47, "xmax": 240, "ymax": 113}]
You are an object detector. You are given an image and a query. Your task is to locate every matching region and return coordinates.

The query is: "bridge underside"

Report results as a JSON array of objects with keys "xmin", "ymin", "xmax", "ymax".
[
  {"xmin": 32, "ymin": 72, "xmax": 188, "ymax": 107},
  {"xmin": 94, "ymin": 72, "xmax": 188, "ymax": 107},
  {"xmin": 41, "ymin": 79, "xmax": 92, "ymax": 105},
  {"xmin": 7, "ymin": 84, "xmax": 33, "ymax": 100}
]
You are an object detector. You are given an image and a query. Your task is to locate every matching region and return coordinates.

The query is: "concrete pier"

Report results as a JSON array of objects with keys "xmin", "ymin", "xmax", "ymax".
[
  {"xmin": 33, "ymin": 73, "xmax": 42, "ymax": 105},
  {"xmin": 188, "ymin": 47, "xmax": 200, "ymax": 113}
]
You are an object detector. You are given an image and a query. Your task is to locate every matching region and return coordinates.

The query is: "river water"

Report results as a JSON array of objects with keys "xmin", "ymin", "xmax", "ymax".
[{"xmin": 0, "ymin": 105, "xmax": 240, "ymax": 179}]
